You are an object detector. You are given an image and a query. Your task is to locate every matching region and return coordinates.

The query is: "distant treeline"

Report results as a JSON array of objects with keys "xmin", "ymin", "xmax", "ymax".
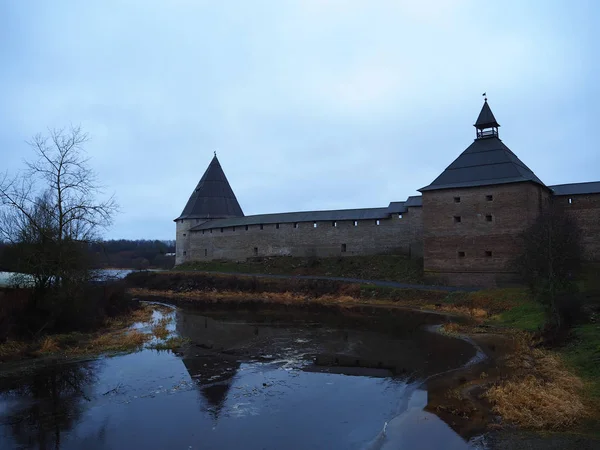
[
  {"xmin": 0, "ymin": 239, "xmax": 176, "ymax": 272},
  {"xmin": 89, "ymin": 239, "xmax": 176, "ymax": 269}
]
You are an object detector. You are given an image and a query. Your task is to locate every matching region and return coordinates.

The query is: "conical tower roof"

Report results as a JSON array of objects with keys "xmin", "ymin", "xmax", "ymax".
[
  {"xmin": 176, "ymin": 155, "xmax": 244, "ymax": 220},
  {"xmin": 474, "ymin": 100, "xmax": 500, "ymax": 128},
  {"xmin": 420, "ymin": 101, "xmax": 545, "ymax": 192}
]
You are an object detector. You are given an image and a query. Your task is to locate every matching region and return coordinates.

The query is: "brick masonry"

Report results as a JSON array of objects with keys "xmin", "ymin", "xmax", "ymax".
[
  {"xmin": 176, "ymin": 182, "xmax": 600, "ymax": 288},
  {"xmin": 176, "ymin": 206, "xmax": 423, "ymax": 265},
  {"xmin": 422, "ymin": 182, "xmax": 551, "ymax": 286},
  {"xmin": 553, "ymin": 193, "xmax": 600, "ymax": 262}
]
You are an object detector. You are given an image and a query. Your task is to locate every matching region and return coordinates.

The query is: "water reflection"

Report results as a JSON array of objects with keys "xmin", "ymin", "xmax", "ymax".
[
  {"xmin": 176, "ymin": 309, "xmax": 476, "ymax": 381},
  {"xmin": 0, "ymin": 362, "xmax": 97, "ymax": 449},
  {"xmin": 181, "ymin": 355, "xmax": 240, "ymax": 419},
  {"xmin": 0, "ymin": 308, "xmax": 480, "ymax": 450}
]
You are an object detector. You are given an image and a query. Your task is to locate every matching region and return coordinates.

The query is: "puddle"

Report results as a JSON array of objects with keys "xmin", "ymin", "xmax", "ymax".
[{"xmin": 0, "ymin": 306, "xmax": 487, "ymax": 449}]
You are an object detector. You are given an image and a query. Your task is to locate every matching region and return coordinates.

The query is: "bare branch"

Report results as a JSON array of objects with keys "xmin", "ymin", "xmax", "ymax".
[{"xmin": 1, "ymin": 126, "xmax": 118, "ymax": 289}]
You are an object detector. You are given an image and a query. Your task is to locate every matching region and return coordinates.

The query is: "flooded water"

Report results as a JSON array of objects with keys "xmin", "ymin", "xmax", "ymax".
[
  {"xmin": 0, "ymin": 269, "xmax": 154, "ymax": 286},
  {"xmin": 0, "ymin": 272, "xmax": 34, "ymax": 287},
  {"xmin": 0, "ymin": 306, "xmax": 485, "ymax": 450}
]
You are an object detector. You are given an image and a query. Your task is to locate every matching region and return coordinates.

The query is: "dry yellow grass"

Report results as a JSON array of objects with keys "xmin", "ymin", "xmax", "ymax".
[
  {"xmin": 128, "ymin": 288, "xmax": 497, "ymax": 322},
  {"xmin": 0, "ymin": 339, "xmax": 29, "ymax": 357},
  {"xmin": 152, "ymin": 317, "xmax": 170, "ymax": 340},
  {"xmin": 0, "ymin": 304, "xmax": 158, "ymax": 360},
  {"xmin": 441, "ymin": 322, "xmax": 461, "ymax": 335},
  {"xmin": 38, "ymin": 336, "xmax": 60, "ymax": 354},
  {"xmin": 484, "ymin": 338, "xmax": 588, "ymax": 429},
  {"xmin": 105, "ymin": 303, "xmax": 154, "ymax": 328},
  {"xmin": 85, "ymin": 329, "xmax": 150, "ymax": 353},
  {"xmin": 128, "ymin": 288, "xmax": 406, "ymax": 309},
  {"xmin": 428, "ymin": 304, "xmax": 489, "ymax": 321},
  {"xmin": 130, "ymin": 304, "xmax": 155, "ymax": 322}
]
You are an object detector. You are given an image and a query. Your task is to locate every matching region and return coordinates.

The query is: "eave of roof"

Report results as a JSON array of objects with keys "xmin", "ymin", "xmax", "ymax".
[
  {"xmin": 474, "ymin": 100, "xmax": 500, "ymax": 128},
  {"xmin": 404, "ymin": 195, "xmax": 423, "ymax": 207},
  {"xmin": 549, "ymin": 181, "xmax": 600, "ymax": 196},
  {"xmin": 189, "ymin": 197, "xmax": 421, "ymax": 231},
  {"xmin": 419, "ymin": 136, "xmax": 546, "ymax": 192},
  {"xmin": 175, "ymin": 155, "xmax": 244, "ymax": 221}
]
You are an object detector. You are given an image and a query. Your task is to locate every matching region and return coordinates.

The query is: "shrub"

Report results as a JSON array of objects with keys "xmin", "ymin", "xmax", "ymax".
[{"xmin": 0, "ymin": 281, "xmax": 136, "ymax": 341}]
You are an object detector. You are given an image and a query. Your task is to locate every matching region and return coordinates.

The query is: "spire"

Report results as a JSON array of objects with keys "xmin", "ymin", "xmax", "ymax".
[
  {"xmin": 176, "ymin": 155, "xmax": 244, "ymax": 220},
  {"xmin": 474, "ymin": 97, "xmax": 500, "ymax": 139},
  {"xmin": 419, "ymin": 100, "xmax": 545, "ymax": 192}
]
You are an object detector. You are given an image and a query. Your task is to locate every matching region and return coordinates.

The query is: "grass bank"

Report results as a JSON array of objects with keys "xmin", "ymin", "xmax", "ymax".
[
  {"xmin": 126, "ymin": 270, "xmax": 533, "ymax": 320},
  {"xmin": 446, "ymin": 290, "xmax": 600, "ymax": 435},
  {"xmin": 177, "ymin": 254, "xmax": 424, "ymax": 284},
  {"xmin": 126, "ymin": 270, "xmax": 599, "ymax": 437},
  {"xmin": 0, "ymin": 303, "xmax": 181, "ymax": 361}
]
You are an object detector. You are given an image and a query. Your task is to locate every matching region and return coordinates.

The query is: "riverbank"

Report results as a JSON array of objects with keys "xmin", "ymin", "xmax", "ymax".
[
  {"xmin": 125, "ymin": 270, "xmax": 600, "ymax": 443},
  {"xmin": 125, "ymin": 270, "xmax": 519, "ymax": 316},
  {"xmin": 0, "ymin": 301, "xmax": 186, "ymax": 364},
  {"xmin": 177, "ymin": 254, "xmax": 425, "ymax": 284},
  {"xmin": 1, "ymin": 269, "xmax": 598, "ymax": 446},
  {"xmin": 0, "ymin": 305, "xmax": 481, "ymax": 449}
]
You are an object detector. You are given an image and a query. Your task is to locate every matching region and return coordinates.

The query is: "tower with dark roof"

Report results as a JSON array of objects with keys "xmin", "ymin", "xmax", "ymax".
[
  {"xmin": 419, "ymin": 100, "xmax": 552, "ymax": 286},
  {"xmin": 175, "ymin": 155, "xmax": 244, "ymax": 264},
  {"xmin": 173, "ymin": 99, "xmax": 599, "ymax": 284},
  {"xmin": 176, "ymin": 155, "xmax": 244, "ymax": 221}
]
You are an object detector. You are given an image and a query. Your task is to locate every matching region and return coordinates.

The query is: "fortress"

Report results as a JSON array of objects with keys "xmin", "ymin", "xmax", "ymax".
[{"xmin": 175, "ymin": 100, "xmax": 600, "ymax": 287}]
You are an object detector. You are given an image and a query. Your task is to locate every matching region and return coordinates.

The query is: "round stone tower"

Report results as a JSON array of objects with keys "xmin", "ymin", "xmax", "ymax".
[{"xmin": 174, "ymin": 154, "xmax": 244, "ymax": 265}]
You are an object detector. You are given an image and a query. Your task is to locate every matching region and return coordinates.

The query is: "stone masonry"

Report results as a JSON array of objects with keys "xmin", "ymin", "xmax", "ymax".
[
  {"xmin": 422, "ymin": 183, "xmax": 550, "ymax": 286},
  {"xmin": 175, "ymin": 100, "xmax": 600, "ymax": 287}
]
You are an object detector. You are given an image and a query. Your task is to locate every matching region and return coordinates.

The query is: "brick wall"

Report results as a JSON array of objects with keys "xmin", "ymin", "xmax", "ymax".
[
  {"xmin": 175, "ymin": 182, "xmax": 599, "ymax": 286},
  {"xmin": 179, "ymin": 206, "xmax": 423, "ymax": 263},
  {"xmin": 553, "ymin": 193, "xmax": 600, "ymax": 262},
  {"xmin": 422, "ymin": 182, "xmax": 550, "ymax": 286}
]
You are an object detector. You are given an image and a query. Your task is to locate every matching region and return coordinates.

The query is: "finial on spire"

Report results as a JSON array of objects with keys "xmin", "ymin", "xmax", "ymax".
[
  {"xmin": 482, "ymin": 92, "xmax": 487, "ymax": 102},
  {"xmin": 474, "ymin": 97, "xmax": 500, "ymax": 139},
  {"xmin": 214, "ymin": 150, "xmax": 216, "ymax": 157}
]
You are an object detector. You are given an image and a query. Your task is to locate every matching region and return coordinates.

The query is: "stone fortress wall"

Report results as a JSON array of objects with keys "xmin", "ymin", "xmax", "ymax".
[
  {"xmin": 421, "ymin": 183, "xmax": 551, "ymax": 287},
  {"xmin": 176, "ymin": 205, "xmax": 423, "ymax": 265},
  {"xmin": 553, "ymin": 191, "xmax": 600, "ymax": 262},
  {"xmin": 174, "ymin": 100, "xmax": 600, "ymax": 286}
]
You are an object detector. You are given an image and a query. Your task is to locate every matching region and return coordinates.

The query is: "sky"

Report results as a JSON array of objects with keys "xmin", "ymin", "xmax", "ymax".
[{"xmin": 1, "ymin": 0, "xmax": 598, "ymax": 240}]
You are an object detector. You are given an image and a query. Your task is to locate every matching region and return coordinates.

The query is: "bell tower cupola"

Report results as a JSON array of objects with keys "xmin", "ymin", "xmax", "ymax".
[{"xmin": 474, "ymin": 95, "xmax": 500, "ymax": 139}]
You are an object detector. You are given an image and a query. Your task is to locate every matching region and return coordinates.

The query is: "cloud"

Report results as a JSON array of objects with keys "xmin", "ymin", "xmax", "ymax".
[{"xmin": 0, "ymin": 0, "xmax": 597, "ymax": 239}]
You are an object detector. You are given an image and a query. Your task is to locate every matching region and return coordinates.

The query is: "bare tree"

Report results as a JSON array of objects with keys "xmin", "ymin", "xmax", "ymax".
[{"xmin": 0, "ymin": 126, "xmax": 118, "ymax": 291}]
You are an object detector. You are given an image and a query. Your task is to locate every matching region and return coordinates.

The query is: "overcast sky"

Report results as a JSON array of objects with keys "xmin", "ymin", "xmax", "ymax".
[{"xmin": 1, "ymin": 0, "xmax": 597, "ymax": 240}]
